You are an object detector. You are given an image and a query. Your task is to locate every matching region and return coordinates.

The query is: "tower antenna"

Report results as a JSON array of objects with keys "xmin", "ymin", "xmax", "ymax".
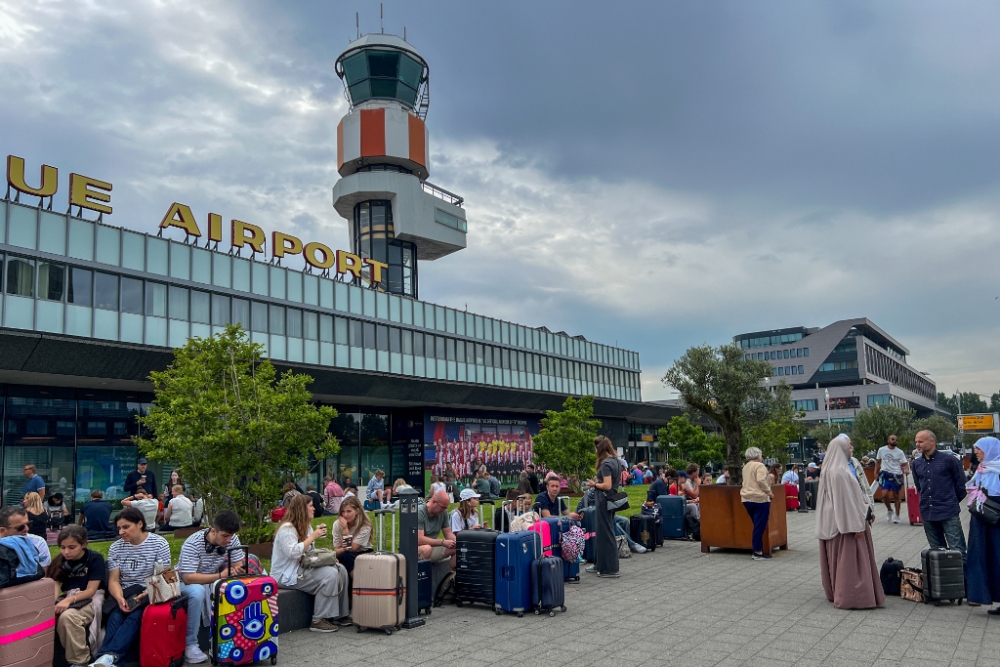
[
  {"xmin": 355, "ymin": 12, "xmax": 359, "ymax": 39},
  {"xmin": 380, "ymin": 3, "xmax": 384, "ymax": 33},
  {"xmin": 404, "ymin": 26, "xmax": 407, "ymax": 41}
]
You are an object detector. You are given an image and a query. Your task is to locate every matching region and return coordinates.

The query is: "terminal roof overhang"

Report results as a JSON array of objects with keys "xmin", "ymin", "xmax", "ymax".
[{"xmin": 0, "ymin": 328, "xmax": 678, "ymax": 423}]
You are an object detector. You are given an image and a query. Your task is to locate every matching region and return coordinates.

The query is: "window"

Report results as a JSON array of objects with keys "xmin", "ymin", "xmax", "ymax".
[
  {"xmin": 401, "ymin": 329, "xmax": 412, "ymax": 355},
  {"xmin": 778, "ymin": 367, "xmax": 784, "ymax": 376},
  {"xmin": 251, "ymin": 301, "xmax": 268, "ymax": 332},
  {"xmin": 145, "ymin": 282, "xmax": 167, "ymax": 317},
  {"xmin": 793, "ymin": 399, "xmax": 818, "ymax": 412},
  {"xmin": 190, "ymin": 291, "xmax": 210, "ymax": 324},
  {"xmin": 376, "ymin": 325, "xmax": 388, "ymax": 352},
  {"xmin": 120, "ymin": 277, "xmax": 143, "ymax": 314},
  {"xmin": 211, "ymin": 294, "xmax": 230, "ymax": 326},
  {"xmin": 818, "ymin": 361, "xmax": 858, "ymax": 372},
  {"xmin": 269, "ymin": 305, "xmax": 285, "ymax": 335},
  {"xmin": 798, "ymin": 365, "xmax": 804, "ymax": 374},
  {"xmin": 287, "ymin": 309, "xmax": 303, "ymax": 338},
  {"xmin": 412, "ymin": 331, "xmax": 423, "ymax": 356},
  {"xmin": 232, "ymin": 298, "xmax": 250, "ymax": 329},
  {"xmin": 803, "ymin": 348, "xmax": 809, "ymax": 357},
  {"xmin": 790, "ymin": 366, "xmax": 797, "ymax": 375},
  {"xmin": 389, "ymin": 327, "xmax": 401, "ymax": 353},
  {"xmin": 68, "ymin": 267, "xmax": 92, "ymax": 306},
  {"xmin": 435, "ymin": 336, "xmax": 446, "ymax": 361},
  {"xmin": 363, "ymin": 322, "xmax": 376, "ymax": 350},
  {"xmin": 38, "ymin": 261, "xmax": 64, "ymax": 301},
  {"xmin": 321, "ymin": 314, "xmax": 333, "ymax": 342},
  {"xmin": 168, "ymin": 286, "xmax": 188, "ymax": 320},
  {"xmin": 6, "ymin": 257, "xmax": 34, "ymax": 296},
  {"xmin": 94, "ymin": 273, "xmax": 118, "ymax": 310},
  {"xmin": 304, "ymin": 312, "xmax": 318, "ymax": 340}
]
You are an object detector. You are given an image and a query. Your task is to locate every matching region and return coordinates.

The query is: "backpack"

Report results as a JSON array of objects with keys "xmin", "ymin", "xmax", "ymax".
[
  {"xmin": 433, "ymin": 571, "xmax": 456, "ymax": 607},
  {"xmin": 0, "ymin": 543, "xmax": 43, "ymax": 589},
  {"xmin": 880, "ymin": 557, "xmax": 905, "ymax": 596},
  {"xmin": 559, "ymin": 525, "xmax": 588, "ymax": 563}
]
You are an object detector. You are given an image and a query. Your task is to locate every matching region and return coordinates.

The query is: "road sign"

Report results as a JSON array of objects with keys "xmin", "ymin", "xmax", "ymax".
[{"xmin": 958, "ymin": 413, "xmax": 999, "ymax": 433}]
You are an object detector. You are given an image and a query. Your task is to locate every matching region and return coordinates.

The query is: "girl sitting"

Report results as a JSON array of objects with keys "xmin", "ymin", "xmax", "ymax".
[
  {"xmin": 331, "ymin": 496, "xmax": 372, "ymax": 573},
  {"xmin": 450, "ymin": 489, "xmax": 482, "ymax": 532},
  {"xmin": 47, "ymin": 525, "xmax": 107, "ymax": 667}
]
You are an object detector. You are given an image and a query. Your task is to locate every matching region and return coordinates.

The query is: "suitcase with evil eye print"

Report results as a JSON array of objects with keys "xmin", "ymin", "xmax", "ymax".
[{"xmin": 211, "ymin": 548, "xmax": 279, "ymax": 666}]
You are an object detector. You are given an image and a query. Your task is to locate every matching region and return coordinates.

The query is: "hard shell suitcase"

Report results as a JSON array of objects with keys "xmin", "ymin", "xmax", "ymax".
[
  {"xmin": 352, "ymin": 552, "xmax": 406, "ymax": 635},
  {"xmin": 907, "ymin": 480, "xmax": 923, "ymax": 525},
  {"xmin": 629, "ymin": 514, "xmax": 658, "ymax": 552},
  {"xmin": 141, "ymin": 596, "xmax": 188, "ymax": 667},
  {"xmin": 416, "ymin": 559, "xmax": 433, "ymax": 615},
  {"xmin": 530, "ymin": 556, "xmax": 566, "ymax": 616},
  {"xmin": 656, "ymin": 495, "xmax": 686, "ymax": 540},
  {"xmin": 0, "ymin": 578, "xmax": 55, "ymax": 667},
  {"xmin": 580, "ymin": 507, "xmax": 597, "ymax": 562},
  {"xmin": 527, "ymin": 519, "xmax": 553, "ymax": 556},
  {"xmin": 541, "ymin": 516, "xmax": 581, "ymax": 582},
  {"xmin": 920, "ymin": 548, "xmax": 964, "ymax": 605},
  {"xmin": 455, "ymin": 529, "xmax": 498, "ymax": 609},
  {"xmin": 211, "ymin": 548, "xmax": 279, "ymax": 666},
  {"xmin": 784, "ymin": 483, "xmax": 799, "ymax": 511},
  {"xmin": 880, "ymin": 558, "xmax": 905, "ymax": 596},
  {"xmin": 494, "ymin": 531, "xmax": 536, "ymax": 617}
]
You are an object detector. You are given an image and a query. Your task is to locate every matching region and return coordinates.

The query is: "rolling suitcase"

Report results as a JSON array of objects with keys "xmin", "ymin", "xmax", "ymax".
[
  {"xmin": 141, "ymin": 596, "xmax": 188, "ymax": 667},
  {"xmin": 541, "ymin": 516, "xmax": 581, "ymax": 582},
  {"xmin": 494, "ymin": 531, "xmax": 536, "ymax": 617},
  {"xmin": 906, "ymin": 479, "xmax": 923, "ymax": 525},
  {"xmin": 920, "ymin": 548, "xmax": 964, "ymax": 606},
  {"xmin": 455, "ymin": 529, "xmax": 498, "ymax": 609},
  {"xmin": 0, "ymin": 578, "xmax": 55, "ymax": 667},
  {"xmin": 656, "ymin": 495, "xmax": 686, "ymax": 540},
  {"xmin": 629, "ymin": 514, "xmax": 657, "ymax": 552},
  {"xmin": 211, "ymin": 548, "xmax": 279, "ymax": 666},
  {"xmin": 416, "ymin": 560, "xmax": 433, "ymax": 615},
  {"xmin": 352, "ymin": 551, "xmax": 406, "ymax": 634},
  {"xmin": 530, "ymin": 555, "xmax": 566, "ymax": 616},
  {"xmin": 784, "ymin": 483, "xmax": 799, "ymax": 511}
]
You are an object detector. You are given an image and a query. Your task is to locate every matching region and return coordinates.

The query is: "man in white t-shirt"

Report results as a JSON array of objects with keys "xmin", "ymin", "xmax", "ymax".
[
  {"xmin": 122, "ymin": 489, "xmax": 159, "ymax": 532},
  {"xmin": 875, "ymin": 434, "xmax": 909, "ymax": 524}
]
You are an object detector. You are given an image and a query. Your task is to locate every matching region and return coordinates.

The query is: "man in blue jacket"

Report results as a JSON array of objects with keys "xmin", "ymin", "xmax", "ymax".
[{"xmin": 911, "ymin": 430, "xmax": 967, "ymax": 561}]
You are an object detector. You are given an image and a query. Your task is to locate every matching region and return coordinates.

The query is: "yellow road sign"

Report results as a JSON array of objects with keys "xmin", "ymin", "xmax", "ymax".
[{"xmin": 959, "ymin": 414, "xmax": 995, "ymax": 431}]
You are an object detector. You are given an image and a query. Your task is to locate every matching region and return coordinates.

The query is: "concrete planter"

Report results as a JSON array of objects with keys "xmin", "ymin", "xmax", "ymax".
[
  {"xmin": 246, "ymin": 541, "xmax": 273, "ymax": 560},
  {"xmin": 700, "ymin": 484, "xmax": 788, "ymax": 554}
]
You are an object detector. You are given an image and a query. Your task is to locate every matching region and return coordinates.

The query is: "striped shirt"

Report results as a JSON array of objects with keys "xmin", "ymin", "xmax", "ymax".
[
  {"xmin": 107, "ymin": 533, "xmax": 172, "ymax": 589},
  {"xmin": 177, "ymin": 530, "xmax": 243, "ymax": 576}
]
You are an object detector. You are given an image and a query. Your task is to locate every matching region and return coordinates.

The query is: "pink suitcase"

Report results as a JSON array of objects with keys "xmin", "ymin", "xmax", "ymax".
[
  {"xmin": 528, "ymin": 519, "xmax": 553, "ymax": 555},
  {"xmin": 0, "ymin": 578, "xmax": 55, "ymax": 667}
]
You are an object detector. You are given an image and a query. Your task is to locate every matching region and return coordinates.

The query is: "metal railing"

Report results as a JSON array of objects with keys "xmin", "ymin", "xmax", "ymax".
[{"xmin": 421, "ymin": 181, "xmax": 464, "ymax": 208}]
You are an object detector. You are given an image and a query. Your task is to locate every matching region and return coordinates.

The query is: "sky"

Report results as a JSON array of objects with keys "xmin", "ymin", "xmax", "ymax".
[{"xmin": 2, "ymin": 1, "xmax": 1000, "ymax": 401}]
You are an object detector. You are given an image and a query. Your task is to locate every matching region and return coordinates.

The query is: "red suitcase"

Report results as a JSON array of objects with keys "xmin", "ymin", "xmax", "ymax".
[
  {"xmin": 907, "ymin": 483, "xmax": 922, "ymax": 525},
  {"xmin": 140, "ymin": 597, "xmax": 188, "ymax": 667},
  {"xmin": 784, "ymin": 483, "xmax": 799, "ymax": 511}
]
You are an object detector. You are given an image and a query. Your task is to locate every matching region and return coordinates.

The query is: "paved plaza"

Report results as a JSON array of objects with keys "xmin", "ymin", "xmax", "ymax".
[{"xmin": 278, "ymin": 508, "xmax": 997, "ymax": 667}]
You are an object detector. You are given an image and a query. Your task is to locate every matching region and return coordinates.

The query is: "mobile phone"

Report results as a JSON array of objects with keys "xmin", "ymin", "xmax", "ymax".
[{"xmin": 126, "ymin": 595, "xmax": 144, "ymax": 610}]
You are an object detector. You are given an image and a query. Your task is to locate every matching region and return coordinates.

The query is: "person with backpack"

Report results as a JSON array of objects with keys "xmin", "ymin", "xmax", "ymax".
[{"xmin": 46, "ymin": 525, "xmax": 107, "ymax": 667}]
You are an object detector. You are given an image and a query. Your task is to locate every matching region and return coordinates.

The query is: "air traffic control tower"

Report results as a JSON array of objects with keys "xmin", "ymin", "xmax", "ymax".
[{"xmin": 332, "ymin": 34, "xmax": 467, "ymax": 300}]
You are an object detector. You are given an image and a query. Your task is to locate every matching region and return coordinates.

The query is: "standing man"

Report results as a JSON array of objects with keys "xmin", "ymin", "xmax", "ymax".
[
  {"xmin": 911, "ymin": 430, "xmax": 968, "ymax": 561},
  {"xmin": 176, "ymin": 510, "xmax": 243, "ymax": 664},
  {"xmin": 875, "ymin": 434, "xmax": 910, "ymax": 524},
  {"xmin": 812, "ymin": 444, "xmax": 826, "ymax": 471},
  {"xmin": 123, "ymin": 458, "xmax": 157, "ymax": 497},
  {"xmin": 524, "ymin": 462, "xmax": 540, "ymax": 494},
  {"xmin": 22, "ymin": 464, "xmax": 45, "ymax": 500}
]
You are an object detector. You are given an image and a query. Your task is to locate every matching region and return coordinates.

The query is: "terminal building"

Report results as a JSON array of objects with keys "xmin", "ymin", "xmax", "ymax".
[
  {"xmin": 0, "ymin": 33, "xmax": 675, "ymax": 513},
  {"xmin": 734, "ymin": 318, "xmax": 938, "ymax": 426}
]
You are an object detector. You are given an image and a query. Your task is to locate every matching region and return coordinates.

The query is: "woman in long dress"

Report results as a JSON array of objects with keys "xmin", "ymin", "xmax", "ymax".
[
  {"xmin": 965, "ymin": 436, "xmax": 1000, "ymax": 613},
  {"xmin": 816, "ymin": 435, "xmax": 884, "ymax": 609},
  {"xmin": 587, "ymin": 436, "xmax": 621, "ymax": 578}
]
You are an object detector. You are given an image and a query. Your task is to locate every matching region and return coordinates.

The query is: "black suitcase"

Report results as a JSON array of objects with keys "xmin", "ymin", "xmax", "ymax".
[
  {"xmin": 417, "ymin": 559, "xmax": 433, "ymax": 614},
  {"xmin": 879, "ymin": 557, "xmax": 904, "ymax": 596},
  {"xmin": 455, "ymin": 529, "xmax": 499, "ymax": 608},
  {"xmin": 630, "ymin": 514, "xmax": 657, "ymax": 552},
  {"xmin": 531, "ymin": 555, "xmax": 566, "ymax": 616},
  {"xmin": 920, "ymin": 548, "xmax": 964, "ymax": 605}
]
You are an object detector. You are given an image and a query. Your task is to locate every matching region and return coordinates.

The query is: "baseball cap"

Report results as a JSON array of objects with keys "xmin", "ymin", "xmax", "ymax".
[
  {"xmin": 459, "ymin": 488, "xmax": 478, "ymax": 502},
  {"xmin": 137, "ymin": 458, "xmax": 148, "ymax": 464}
]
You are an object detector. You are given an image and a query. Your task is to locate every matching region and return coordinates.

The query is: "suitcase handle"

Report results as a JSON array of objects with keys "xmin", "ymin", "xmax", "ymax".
[{"xmin": 224, "ymin": 546, "xmax": 249, "ymax": 579}]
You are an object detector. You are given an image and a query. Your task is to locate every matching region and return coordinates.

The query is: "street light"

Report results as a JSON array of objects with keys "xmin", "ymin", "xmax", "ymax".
[{"xmin": 824, "ymin": 388, "xmax": 831, "ymax": 426}]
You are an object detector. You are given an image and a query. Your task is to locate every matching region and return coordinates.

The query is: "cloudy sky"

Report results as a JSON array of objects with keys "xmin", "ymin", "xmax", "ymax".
[{"xmin": 3, "ymin": 1, "xmax": 1000, "ymax": 401}]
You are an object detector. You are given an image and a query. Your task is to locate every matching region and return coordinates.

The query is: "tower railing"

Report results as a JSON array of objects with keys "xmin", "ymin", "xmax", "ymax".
[{"xmin": 420, "ymin": 181, "xmax": 464, "ymax": 208}]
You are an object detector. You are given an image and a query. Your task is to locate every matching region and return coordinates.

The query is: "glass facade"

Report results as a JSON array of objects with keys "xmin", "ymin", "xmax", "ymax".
[
  {"xmin": 340, "ymin": 48, "xmax": 425, "ymax": 109},
  {"xmin": 0, "ymin": 202, "xmax": 642, "ymax": 402},
  {"xmin": 352, "ymin": 200, "xmax": 417, "ymax": 298}
]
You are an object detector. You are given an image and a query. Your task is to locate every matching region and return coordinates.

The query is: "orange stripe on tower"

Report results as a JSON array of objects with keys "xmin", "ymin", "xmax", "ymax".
[
  {"xmin": 360, "ymin": 108, "xmax": 386, "ymax": 157},
  {"xmin": 408, "ymin": 114, "xmax": 426, "ymax": 168},
  {"xmin": 336, "ymin": 119, "xmax": 344, "ymax": 170}
]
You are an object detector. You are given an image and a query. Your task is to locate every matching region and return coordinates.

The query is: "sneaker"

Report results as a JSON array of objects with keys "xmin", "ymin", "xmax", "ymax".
[
  {"xmin": 585, "ymin": 565, "xmax": 598, "ymax": 573},
  {"xmin": 893, "ymin": 514, "xmax": 900, "ymax": 524},
  {"xmin": 184, "ymin": 645, "xmax": 208, "ymax": 664},
  {"xmin": 332, "ymin": 616, "xmax": 353, "ymax": 627},
  {"xmin": 309, "ymin": 619, "xmax": 338, "ymax": 633},
  {"xmin": 887, "ymin": 510, "xmax": 894, "ymax": 522},
  {"xmin": 752, "ymin": 553, "xmax": 772, "ymax": 561},
  {"xmin": 71, "ymin": 663, "xmax": 90, "ymax": 667},
  {"xmin": 597, "ymin": 572, "xmax": 620, "ymax": 578},
  {"xmin": 89, "ymin": 656, "xmax": 115, "ymax": 667},
  {"xmin": 632, "ymin": 544, "xmax": 647, "ymax": 554}
]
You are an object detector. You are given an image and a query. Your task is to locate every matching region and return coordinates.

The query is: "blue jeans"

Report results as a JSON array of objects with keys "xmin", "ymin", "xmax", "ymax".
[
  {"xmin": 613, "ymin": 515, "xmax": 636, "ymax": 548},
  {"xmin": 181, "ymin": 582, "xmax": 207, "ymax": 647},
  {"xmin": 924, "ymin": 514, "xmax": 968, "ymax": 563},
  {"xmin": 97, "ymin": 603, "xmax": 146, "ymax": 660},
  {"xmin": 743, "ymin": 501, "xmax": 771, "ymax": 554}
]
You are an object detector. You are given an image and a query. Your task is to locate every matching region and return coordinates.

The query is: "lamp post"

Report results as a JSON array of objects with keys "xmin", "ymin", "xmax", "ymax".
[{"xmin": 824, "ymin": 388, "xmax": 832, "ymax": 426}]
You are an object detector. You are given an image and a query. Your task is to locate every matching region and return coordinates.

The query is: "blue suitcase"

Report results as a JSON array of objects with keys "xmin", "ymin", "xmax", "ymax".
[
  {"xmin": 494, "ymin": 531, "xmax": 537, "ymax": 617},
  {"xmin": 656, "ymin": 495, "xmax": 686, "ymax": 539},
  {"xmin": 541, "ymin": 516, "xmax": 581, "ymax": 582},
  {"xmin": 580, "ymin": 507, "xmax": 597, "ymax": 562},
  {"xmin": 416, "ymin": 559, "xmax": 433, "ymax": 615},
  {"xmin": 531, "ymin": 555, "xmax": 566, "ymax": 616}
]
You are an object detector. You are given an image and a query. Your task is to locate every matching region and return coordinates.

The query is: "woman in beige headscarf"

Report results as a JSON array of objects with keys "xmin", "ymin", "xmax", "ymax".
[{"xmin": 816, "ymin": 435, "xmax": 884, "ymax": 609}]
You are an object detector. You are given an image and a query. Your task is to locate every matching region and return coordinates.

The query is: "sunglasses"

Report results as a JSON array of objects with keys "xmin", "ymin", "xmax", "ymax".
[{"xmin": 12, "ymin": 523, "xmax": 28, "ymax": 533}]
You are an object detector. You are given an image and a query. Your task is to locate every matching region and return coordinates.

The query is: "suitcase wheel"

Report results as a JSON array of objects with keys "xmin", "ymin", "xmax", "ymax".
[
  {"xmin": 455, "ymin": 600, "xmax": 463, "ymax": 608},
  {"xmin": 517, "ymin": 611, "xmax": 523, "ymax": 618},
  {"xmin": 934, "ymin": 600, "xmax": 941, "ymax": 606},
  {"xmin": 495, "ymin": 609, "xmax": 503, "ymax": 615},
  {"xmin": 560, "ymin": 605, "xmax": 566, "ymax": 612},
  {"xmin": 534, "ymin": 609, "xmax": 540, "ymax": 615},
  {"xmin": 356, "ymin": 624, "xmax": 364, "ymax": 632},
  {"xmin": 549, "ymin": 610, "xmax": 555, "ymax": 617},
  {"xmin": 270, "ymin": 657, "xmax": 277, "ymax": 665},
  {"xmin": 384, "ymin": 628, "xmax": 393, "ymax": 636}
]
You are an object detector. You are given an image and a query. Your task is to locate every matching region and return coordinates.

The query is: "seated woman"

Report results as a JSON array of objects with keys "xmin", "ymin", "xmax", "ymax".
[
  {"xmin": 23, "ymin": 492, "xmax": 48, "ymax": 538},
  {"xmin": 272, "ymin": 494, "xmax": 350, "ymax": 633},
  {"xmin": 322, "ymin": 476, "xmax": 344, "ymax": 516},
  {"xmin": 281, "ymin": 482, "xmax": 302, "ymax": 509},
  {"xmin": 451, "ymin": 489, "xmax": 483, "ymax": 532},
  {"xmin": 331, "ymin": 496, "xmax": 372, "ymax": 573},
  {"xmin": 161, "ymin": 485, "xmax": 194, "ymax": 531},
  {"xmin": 364, "ymin": 470, "xmax": 391, "ymax": 510},
  {"xmin": 45, "ymin": 492, "xmax": 69, "ymax": 530},
  {"xmin": 90, "ymin": 508, "xmax": 171, "ymax": 667},
  {"xmin": 47, "ymin": 525, "xmax": 107, "ymax": 667}
]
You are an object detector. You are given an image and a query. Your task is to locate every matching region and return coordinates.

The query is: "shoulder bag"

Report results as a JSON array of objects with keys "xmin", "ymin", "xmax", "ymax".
[
  {"xmin": 145, "ymin": 562, "xmax": 181, "ymax": 604},
  {"xmin": 603, "ymin": 459, "xmax": 630, "ymax": 513},
  {"xmin": 301, "ymin": 548, "xmax": 339, "ymax": 569},
  {"xmin": 969, "ymin": 497, "xmax": 1000, "ymax": 526}
]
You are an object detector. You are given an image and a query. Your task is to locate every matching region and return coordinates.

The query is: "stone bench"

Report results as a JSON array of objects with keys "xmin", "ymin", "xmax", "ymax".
[{"xmin": 277, "ymin": 587, "xmax": 316, "ymax": 633}]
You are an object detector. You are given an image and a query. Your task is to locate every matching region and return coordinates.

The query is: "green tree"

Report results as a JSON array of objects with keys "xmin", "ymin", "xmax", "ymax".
[
  {"xmin": 137, "ymin": 325, "xmax": 339, "ymax": 544},
  {"xmin": 937, "ymin": 391, "xmax": 990, "ymax": 423},
  {"xmin": 990, "ymin": 393, "xmax": 1000, "ymax": 414},
  {"xmin": 663, "ymin": 344, "xmax": 774, "ymax": 484},
  {"xmin": 532, "ymin": 395, "xmax": 602, "ymax": 493},
  {"xmin": 744, "ymin": 385, "xmax": 805, "ymax": 465},
  {"xmin": 902, "ymin": 415, "xmax": 957, "ymax": 446},
  {"xmin": 851, "ymin": 404, "xmax": 915, "ymax": 453},
  {"xmin": 658, "ymin": 415, "xmax": 725, "ymax": 471},
  {"xmin": 937, "ymin": 392, "xmax": 958, "ymax": 423},
  {"xmin": 808, "ymin": 422, "xmax": 851, "ymax": 446}
]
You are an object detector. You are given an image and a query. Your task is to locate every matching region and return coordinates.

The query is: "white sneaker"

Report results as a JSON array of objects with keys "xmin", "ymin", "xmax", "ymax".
[
  {"xmin": 632, "ymin": 544, "xmax": 647, "ymax": 553},
  {"xmin": 893, "ymin": 515, "xmax": 900, "ymax": 524},
  {"xmin": 886, "ymin": 510, "xmax": 894, "ymax": 522},
  {"xmin": 185, "ymin": 645, "xmax": 209, "ymax": 664},
  {"xmin": 89, "ymin": 656, "xmax": 115, "ymax": 667}
]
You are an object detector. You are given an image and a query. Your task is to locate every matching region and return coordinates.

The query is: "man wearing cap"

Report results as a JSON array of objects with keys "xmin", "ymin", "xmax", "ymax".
[
  {"xmin": 123, "ymin": 458, "xmax": 158, "ymax": 498},
  {"xmin": 804, "ymin": 462, "xmax": 820, "ymax": 510}
]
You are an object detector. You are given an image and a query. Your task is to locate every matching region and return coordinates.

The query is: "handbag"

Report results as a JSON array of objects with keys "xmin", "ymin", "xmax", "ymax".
[
  {"xmin": 616, "ymin": 535, "xmax": 631, "ymax": 559},
  {"xmin": 144, "ymin": 563, "xmax": 181, "ymax": 604},
  {"xmin": 301, "ymin": 547, "xmax": 339, "ymax": 569},
  {"xmin": 969, "ymin": 497, "xmax": 1000, "ymax": 526},
  {"xmin": 606, "ymin": 490, "xmax": 630, "ymax": 513}
]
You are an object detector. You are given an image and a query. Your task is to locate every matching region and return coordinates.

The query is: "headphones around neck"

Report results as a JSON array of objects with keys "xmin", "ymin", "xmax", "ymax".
[
  {"xmin": 203, "ymin": 530, "xmax": 226, "ymax": 556},
  {"xmin": 62, "ymin": 549, "xmax": 89, "ymax": 577}
]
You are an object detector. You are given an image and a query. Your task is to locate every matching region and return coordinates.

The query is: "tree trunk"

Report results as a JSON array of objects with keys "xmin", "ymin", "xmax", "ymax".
[{"xmin": 725, "ymin": 428, "xmax": 743, "ymax": 485}]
